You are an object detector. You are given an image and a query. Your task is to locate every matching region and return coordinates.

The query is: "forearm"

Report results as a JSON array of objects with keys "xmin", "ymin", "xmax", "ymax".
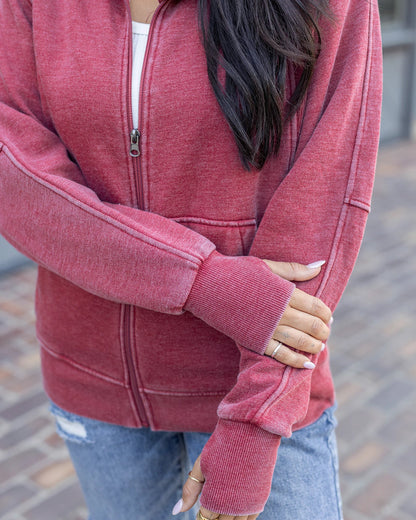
[{"xmin": 198, "ymin": 0, "xmax": 383, "ymax": 514}]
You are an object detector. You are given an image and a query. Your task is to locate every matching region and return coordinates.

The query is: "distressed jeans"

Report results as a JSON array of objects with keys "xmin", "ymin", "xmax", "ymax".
[{"xmin": 49, "ymin": 402, "xmax": 343, "ymax": 520}]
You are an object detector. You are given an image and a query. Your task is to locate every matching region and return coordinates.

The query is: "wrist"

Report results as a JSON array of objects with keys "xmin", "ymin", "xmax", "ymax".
[
  {"xmin": 199, "ymin": 418, "xmax": 281, "ymax": 516},
  {"xmin": 185, "ymin": 251, "xmax": 295, "ymax": 355}
]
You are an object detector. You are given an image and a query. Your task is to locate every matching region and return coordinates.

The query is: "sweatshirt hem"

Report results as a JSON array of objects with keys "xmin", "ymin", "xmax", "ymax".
[{"xmin": 40, "ymin": 341, "xmax": 333, "ymax": 434}]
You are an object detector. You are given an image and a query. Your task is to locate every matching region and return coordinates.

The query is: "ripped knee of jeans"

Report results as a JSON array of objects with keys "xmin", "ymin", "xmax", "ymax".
[{"xmin": 50, "ymin": 405, "xmax": 93, "ymax": 445}]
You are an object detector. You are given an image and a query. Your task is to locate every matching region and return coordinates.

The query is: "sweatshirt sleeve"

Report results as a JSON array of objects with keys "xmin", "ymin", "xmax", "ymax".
[
  {"xmin": 199, "ymin": 0, "xmax": 383, "ymax": 515},
  {"xmin": 0, "ymin": 0, "xmax": 294, "ymax": 355}
]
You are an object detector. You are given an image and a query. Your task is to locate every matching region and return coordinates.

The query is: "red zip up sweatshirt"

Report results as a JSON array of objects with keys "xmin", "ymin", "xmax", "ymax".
[{"xmin": 0, "ymin": 0, "xmax": 382, "ymax": 515}]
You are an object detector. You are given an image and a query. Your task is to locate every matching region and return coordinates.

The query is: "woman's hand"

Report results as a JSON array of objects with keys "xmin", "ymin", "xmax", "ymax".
[
  {"xmin": 171, "ymin": 264, "xmax": 332, "ymax": 518},
  {"xmin": 262, "ymin": 260, "xmax": 333, "ymax": 369},
  {"xmin": 172, "ymin": 455, "xmax": 259, "ymax": 520}
]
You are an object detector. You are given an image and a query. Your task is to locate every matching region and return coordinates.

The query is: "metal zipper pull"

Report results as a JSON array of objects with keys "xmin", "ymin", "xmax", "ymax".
[{"xmin": 129, "ymin": 129, "xmax": 141, "ymax": 157}]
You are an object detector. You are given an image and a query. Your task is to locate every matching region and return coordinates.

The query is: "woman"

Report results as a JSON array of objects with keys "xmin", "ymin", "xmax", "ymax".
[{"xmin": 0, "ymin": 0, "xmax": 382, "ymax": 519}]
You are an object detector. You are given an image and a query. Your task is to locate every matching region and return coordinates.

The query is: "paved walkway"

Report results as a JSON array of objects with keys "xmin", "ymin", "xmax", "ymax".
[{"xmin": 0, "ymin": 141, "xmax": 415, "ymax": 519}]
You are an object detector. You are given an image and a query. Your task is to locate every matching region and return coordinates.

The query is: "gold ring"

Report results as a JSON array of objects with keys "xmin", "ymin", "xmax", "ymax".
[
  {"xmin": 188, "ymin": 471, "xmax": 204, "ymax": 484},
  {"xmin": 197, "ymin": 511, "xmax": 219, "ymax": 520}
]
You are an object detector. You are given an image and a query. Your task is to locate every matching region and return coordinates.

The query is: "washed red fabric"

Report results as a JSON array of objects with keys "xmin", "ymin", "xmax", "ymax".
[{"xmin": 0, "ymin": 0, "xmax": 382, "ymax": 515}]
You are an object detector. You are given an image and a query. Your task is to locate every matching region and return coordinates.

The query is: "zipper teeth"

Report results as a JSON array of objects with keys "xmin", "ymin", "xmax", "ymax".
[
  {"xmin": 126, "ymin": 19, "xmax": 139, "ymax": 207},
  {"xmin": 124, "ymin": 306, "xmax": 149, "ymax": 427},
  {"xmin": 124, "ymin": 7, "xmax": 145, "ymax": 425},
  {"xmin": 123, "ymin": 2, "xmax": 169, "ymax": 428},
  {"xmin": 128, "ymin": 0, "xmax": 168, "ymax": 210}
]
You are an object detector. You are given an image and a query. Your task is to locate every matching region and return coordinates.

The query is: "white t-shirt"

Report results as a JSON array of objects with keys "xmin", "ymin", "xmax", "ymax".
[{"xmin": 131, "ymin": 21, "xmax": 150, "ymax": 129}]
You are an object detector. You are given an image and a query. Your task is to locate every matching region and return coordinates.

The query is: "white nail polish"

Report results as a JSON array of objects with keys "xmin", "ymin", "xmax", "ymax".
[
  {"xmin": 330, "ymin": 316, "xmax": 334, "ymax": 325},
  {"xmin": 172, "ymin": 498, "xmax": 183, "ymax": 515},
  {"xmin": 304, "ymin": 361, "xmax": 316, "ymax": 369},
  {"xmin": 321, "ymin": 343, "xmax": 326, "ymax": 351},
  {"xmin": 307, "ymin": 260, "xmax": 326, "ymax": 269}
]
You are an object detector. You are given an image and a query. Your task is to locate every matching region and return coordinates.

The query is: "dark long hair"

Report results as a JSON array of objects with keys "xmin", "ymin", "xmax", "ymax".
[{"xmin": 197, "ymin": 0, "xmax": 330, "ymax": 171}]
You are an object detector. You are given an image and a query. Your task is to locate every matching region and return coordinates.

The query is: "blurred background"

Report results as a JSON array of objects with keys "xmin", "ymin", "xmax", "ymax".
[{"xmin": 1, "ymin": 1, "xmax": 415, "ymax": 519}]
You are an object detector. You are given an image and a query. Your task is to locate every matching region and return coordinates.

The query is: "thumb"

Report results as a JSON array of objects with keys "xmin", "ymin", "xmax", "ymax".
[
  {"xmin": 262, "ymin": 259, "xmax": 326, "ymax": 282},
  {"xmin": 172, "ymin": 455, "xmax": 205, "ymax": 515}
]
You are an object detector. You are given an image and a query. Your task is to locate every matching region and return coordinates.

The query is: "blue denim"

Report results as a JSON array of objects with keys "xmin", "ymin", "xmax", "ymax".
[{"xmin": 49, "ymin": 402, "xmax": 343, "ymax": 520}]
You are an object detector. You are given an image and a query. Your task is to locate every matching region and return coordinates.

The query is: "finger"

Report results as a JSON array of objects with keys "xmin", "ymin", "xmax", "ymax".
[
  {"xmin": 261, "ymin": 259, "xmax": 325, "ymax": 282},
  {"xmin": 247, "ymin": 515, "xmax": 259, "ymax": 520},
  {"xmin": 198, "ymin": 508, "xmax": 249, "ymax": 520},
  {"xmin": 179, "ymin": 456, "xmax": 205, "ymax": 513},
  {"xmin": 264, "ymin": 338, "xmax": 316, "ymax": 369},
  {"xmin": 273, "ymin": 326, "xmax": 324, "ymax": 354},
  {"xmin": 278, "ymin": 306, "xmax": 330, "ymax": 342},
  {"xmin": 289, "ymin": 289, "xmax": 332, "ymax": 324},
  {"xmin": 198, "ymin": 506, "xmax": 220, "ymax": 519}
]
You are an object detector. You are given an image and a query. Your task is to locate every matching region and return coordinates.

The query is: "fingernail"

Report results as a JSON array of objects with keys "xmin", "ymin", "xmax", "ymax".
[
  {"xmin": 307, "ymin": 260, "xmax": 326, "ymax": 269},
  {"xmin": 172, "ymin": 498, "xmax": 183, "ymax": 515},
  {"xmin": 321, "ymin": 343, "xmax": 326, "ymax": 351},
  {"xmin": 304, "ymin": 361, "xmax": 316, "ymax": 369},
  {"xmin": 330, "ymin": 316, "xmax": 334, "ymax": 325}
]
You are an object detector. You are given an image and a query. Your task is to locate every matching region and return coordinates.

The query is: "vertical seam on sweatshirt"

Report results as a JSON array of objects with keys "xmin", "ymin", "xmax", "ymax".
[
  {"xmin": 129, "ymin": 307, "xmax": 156, "ymax": 423},
  {"xmin": 143, "ymin": 2, "xmax": 168, "ymax": 211},
  {"xmin": 119, "ymin": 304, "xmax": 131, "ymax": 387},
  {"xmin": 341, "ymin": 1, "xmax": 374, "ymax": 206},
  {"xmin": 121, "ymin": 8, "xmax": 137, "ymax": 207},
  {"xmin": 317, "ymin": 2, "xmax": 374, "ymax": 299},
  {"xmin": 119, "ymin": 304, "xmax": 141, "ymax": 425},
  {"xmin": 237, "ymin": 225, "xmax": 246, "ymax": 255},
  {"xmin": 254, "ymin": 3, "xmax": 375, "ymax": 422}
]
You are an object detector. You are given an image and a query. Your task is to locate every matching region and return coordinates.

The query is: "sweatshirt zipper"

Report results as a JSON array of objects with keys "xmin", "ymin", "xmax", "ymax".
[
  {"xmin": 123, "ymin": 305, "xmax": 149, "ymax": 427},
  {"xmin": 124, "ymin": 0, "xmax": 168, "ymax": 427},
  {"xmin": 129, "ymin": 129, "xmax": 140, "ymax": 158},
  {"xmin": 127, "ymin": 0, "xmax": 168, "ymax": 208}
]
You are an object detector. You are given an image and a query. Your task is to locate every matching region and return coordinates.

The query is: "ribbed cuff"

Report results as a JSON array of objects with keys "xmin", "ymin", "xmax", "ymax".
[
  {"xmin": 199, "ymin": 418, "xmax": 281, "ymax": 516},
  {"xmin": 185, "ymin": 250, "xmax": 295, "ymax": 355}
]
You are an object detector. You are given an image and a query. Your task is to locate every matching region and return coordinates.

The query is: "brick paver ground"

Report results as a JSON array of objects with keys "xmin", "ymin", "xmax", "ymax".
[{"xmin": 0, "ymin": 141, "xmax": 415, "ymax": 519}]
